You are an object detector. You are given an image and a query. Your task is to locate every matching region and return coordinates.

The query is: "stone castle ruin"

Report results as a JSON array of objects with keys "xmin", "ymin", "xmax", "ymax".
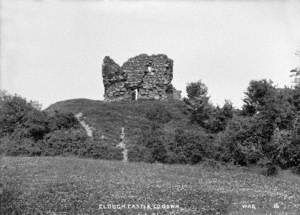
[{"xmin": 102, "ymin": 54, "xmax": 181, "ymax": 101}]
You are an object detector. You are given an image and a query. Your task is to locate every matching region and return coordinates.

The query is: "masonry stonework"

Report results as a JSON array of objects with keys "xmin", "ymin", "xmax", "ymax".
[{"xmin": 102, "ymin": 54, "xmax": 181, "ymax": 101}]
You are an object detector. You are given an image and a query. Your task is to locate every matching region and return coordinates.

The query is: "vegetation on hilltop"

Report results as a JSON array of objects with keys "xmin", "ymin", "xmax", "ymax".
[
  {"xmin": 0, "ymin": 92, "xmax": 122, "ymax": 160},
  {"xmin": 1, "ymin": 78, "xmax": 300, "ymax": 170}
]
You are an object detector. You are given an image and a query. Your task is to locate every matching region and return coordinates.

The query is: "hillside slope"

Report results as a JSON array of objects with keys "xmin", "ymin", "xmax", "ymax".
[{"xmin": 46, "ymin": 99, "xmax": 193, "ymax": 145}]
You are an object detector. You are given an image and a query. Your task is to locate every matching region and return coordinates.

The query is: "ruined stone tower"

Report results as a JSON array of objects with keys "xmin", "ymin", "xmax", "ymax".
[{"xmin": 102, "ymin": 54, "xmax": 181, "ymax": 101}]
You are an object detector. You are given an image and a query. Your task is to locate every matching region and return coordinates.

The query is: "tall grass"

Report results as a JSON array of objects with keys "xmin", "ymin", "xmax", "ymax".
[{"xmin": 0, "ymin": 154, "xmax": 23, "ymax": 214}]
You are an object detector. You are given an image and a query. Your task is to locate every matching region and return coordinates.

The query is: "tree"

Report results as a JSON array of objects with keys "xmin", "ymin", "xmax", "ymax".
[
  {"xmin": 0, "ymin": 94, "xmax": 36, "ymax": 137},
  {"xmin": 292, "ymin": 86, "xmax": 300, "ymax": 111},
  {"xmin": 263, "ymin": 87, "xmax": 295, "ymax": 130},
  {"xmin": 186, "ymin": 80, "xmax": 208, "ymax": 100},
  {"xmin": 23, "ymin": 109, "xmax": 49, "ymax": 141},
  {"xmin": 185, "ymin": 81, "xmax": 212, "ymax": 128},
  {"xmin": 137, "ymin": 123, "xmax": 168, "ymax": 163},
  {"xmin": 242, "ymin": 79, "xmax": 276, "ymax": 116},
  {"xmin": 242, "ymin": 80, "xmax": 295, "ymax": 136},
  {"xmin": 216, "ymin": 115, "xmax": 265, "ymax": 165},
  {"xmin": 206, "ymin": 100, "xmax": 234, "ymax": 133},
  {"xmin": 185, "ymin": 81, "xmax": 233, "ymax": 133}
]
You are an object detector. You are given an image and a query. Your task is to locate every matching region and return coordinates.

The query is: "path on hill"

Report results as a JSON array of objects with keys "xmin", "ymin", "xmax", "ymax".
[{"xmin": 75, "ymin": 112, "xmax": 93, "ymax": 138}]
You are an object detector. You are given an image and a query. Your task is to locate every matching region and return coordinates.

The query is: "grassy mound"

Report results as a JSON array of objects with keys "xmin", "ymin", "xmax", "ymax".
[{"xmin": 46, "ymin": 99, "xmax": 192, "ymax": 145}]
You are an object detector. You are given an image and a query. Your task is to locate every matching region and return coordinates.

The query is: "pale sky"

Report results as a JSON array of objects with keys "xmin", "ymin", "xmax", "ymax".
[{"xmin": 1, "ymin": 0, "xmax": 300, "ymax": 108}]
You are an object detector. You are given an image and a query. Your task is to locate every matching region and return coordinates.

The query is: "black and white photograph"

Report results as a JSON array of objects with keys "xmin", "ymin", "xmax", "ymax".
[{"xmin": 0, "ymin": 0, "xmax": 300, "ymax": 214}]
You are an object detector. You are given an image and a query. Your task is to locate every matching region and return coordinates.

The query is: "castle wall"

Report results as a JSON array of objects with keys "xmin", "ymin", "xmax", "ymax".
[{"xmin": 102, "ymin": 54, "xmax": 180, "ymax": 101}]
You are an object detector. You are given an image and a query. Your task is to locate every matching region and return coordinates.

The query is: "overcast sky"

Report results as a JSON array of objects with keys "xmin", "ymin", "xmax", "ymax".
[{"xmin": 1, "ymin": 0, "xmax": 300, "ymax": 108}]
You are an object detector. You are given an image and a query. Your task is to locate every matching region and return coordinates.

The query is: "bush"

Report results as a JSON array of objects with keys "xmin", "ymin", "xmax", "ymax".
[
  {"xmin": 127, "ymin": 144, "xmax": 153, "ymax": 162},
  {"xmin": 22, "ymin": 109, "xmax": 49, "ymax": 141},
  {"xmin": 0, "ymin": 94, "xmax": 37, "ymax": 137},
  {"xmin": 1, "ymin": 137, "xmax": 42, "ymax": 156},
  {"xmin": 79, "ymin": 140, "xmax": 123, "ymax": 160},
  {"xmin": 292, "ymin": 165, "xmax": 300, "ymax": 175},
  {"xmin": 0, "ymin": 122, "xmax": 123, "ymax": 161},
  {"xmin": 277, "ymin": 141, "xmax": 300, "ymax": 168},
  {"xmin": 132, "ymin": 123, "xmax": 213, "ymax": 165},
  {"xmin": 42, "ymin": 129, "xmax": 87, "ymax": 156},
  {"xmin": 215, "ymin": 116, "xmax": 264, "ymax": 165},
  {"xmin": 48, "ymin": 111, "xmax": 80, "ymax": 131},
  {"xmin": 170, "ymin": 128, "xmax": 210, "ymax": 164},
  {"xmin": 164, "ymin": 150, "xmax": 187, "ymax": 164},
  {"xmin": 136, "ymin": 123, "xmax": 168, "ymax": 163},
  {"xmin": 0, "ymin": 93, "xmax": 81, "ymax": 156},
  {"xmin": 206, "ymin": 101, "xmax": 234, "ymax": 133},
  {"xmin": 270, "ymin": 129, "xmax": 292, "ymax": 168},
  {"xmin": 190, "ymin": 101, "xmax": 213, "ymax": 130},
  {"xmin": 270, "ymin": 124, "xmax": 300, "ymax": 168},
  {"xmin": 263, "ymin": 164, "xmax": 278, "ymax": 176}
]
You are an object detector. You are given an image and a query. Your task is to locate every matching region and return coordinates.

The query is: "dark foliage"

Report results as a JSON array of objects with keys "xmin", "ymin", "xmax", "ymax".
[
  {"xmin": 0, "ymin": 93, "xmax": 89, "ymax": 158},
  {"xmin": 263, "ymin": 164, "xmax": 278, "ymax": 176},
  {"xmin": 292, "ymin": 86, "xmax": 300, "ymax": 111},
  {"xmin": 135, "ymin": 123, "xmax": 168, "ymax": 163},
  {"xmin": 128, "ymin": 144, "xmax": 153, "ymax": 162},
  {"xmin": 3, "ymin": 137, "xmax": 42, "ymax": 156},
  {"xmin": 186, "ymin": 81, "xmax": 233, "ymax": 133},
  {"xmin": 23, "ymin": 109, "xmax": 49, "ymax": 141},
  {"xmin": 215, "ymin": 116, "xmax": 264, "ymax": 165},
  {"xmin": 204, "ymin": 101, "xmax": 234, "ymax": 133},
  {"xmin": 211, "ymin": 79, "xmax": 299, "ymax": 168},
  {"xmin": 42, "ymin": 129, "xmax": 87, "ymax": 156},
  {"xmin": 190, "ymin": 99, "xmax": 213, "ymax": 129},
  {"xmin": 48, "ymin": 111, "xmax": 80, "ymax": 131},
  {"xmin": 129, "ymin": 123, "xmax": 212, "ymax": 164},
  {"xmin": 171, "ymin": 128, "xmax": 209, "ymax": 164},
  {"xmin": 186, "ymin": 81, "xmax": 208, "ymax": 100},
  {"xmin": 242, "ymin": 79, "xmax": 276, "ymax": 116},
  {"xmin": 271, "ymin": 121, "xmax": 300, "ymax": 168},
  {"xmin": 2, "ymin": 76, "xmax": 300, "ymax": 170},
  {"xmin": 0, "ymin": 94, "xmax": 36, "ymax": 137},
  {"xmin": 79, "ymin": 140, "xmax": 123, "ymax": 160},
  {"xmin": 292, "ymin": 165, "xmax": 300, "ymax": 175}
]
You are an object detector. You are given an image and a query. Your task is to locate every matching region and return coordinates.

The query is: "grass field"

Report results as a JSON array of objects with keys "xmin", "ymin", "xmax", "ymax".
[{"xmin": 1, "ymin": 157, "xmax": 300, "ymax": 215}]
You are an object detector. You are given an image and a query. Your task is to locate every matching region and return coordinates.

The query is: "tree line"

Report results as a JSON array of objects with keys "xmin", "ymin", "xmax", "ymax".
[{"xmin": 0, "ymin": 79, "xmax": 300, "ymax": 173}]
